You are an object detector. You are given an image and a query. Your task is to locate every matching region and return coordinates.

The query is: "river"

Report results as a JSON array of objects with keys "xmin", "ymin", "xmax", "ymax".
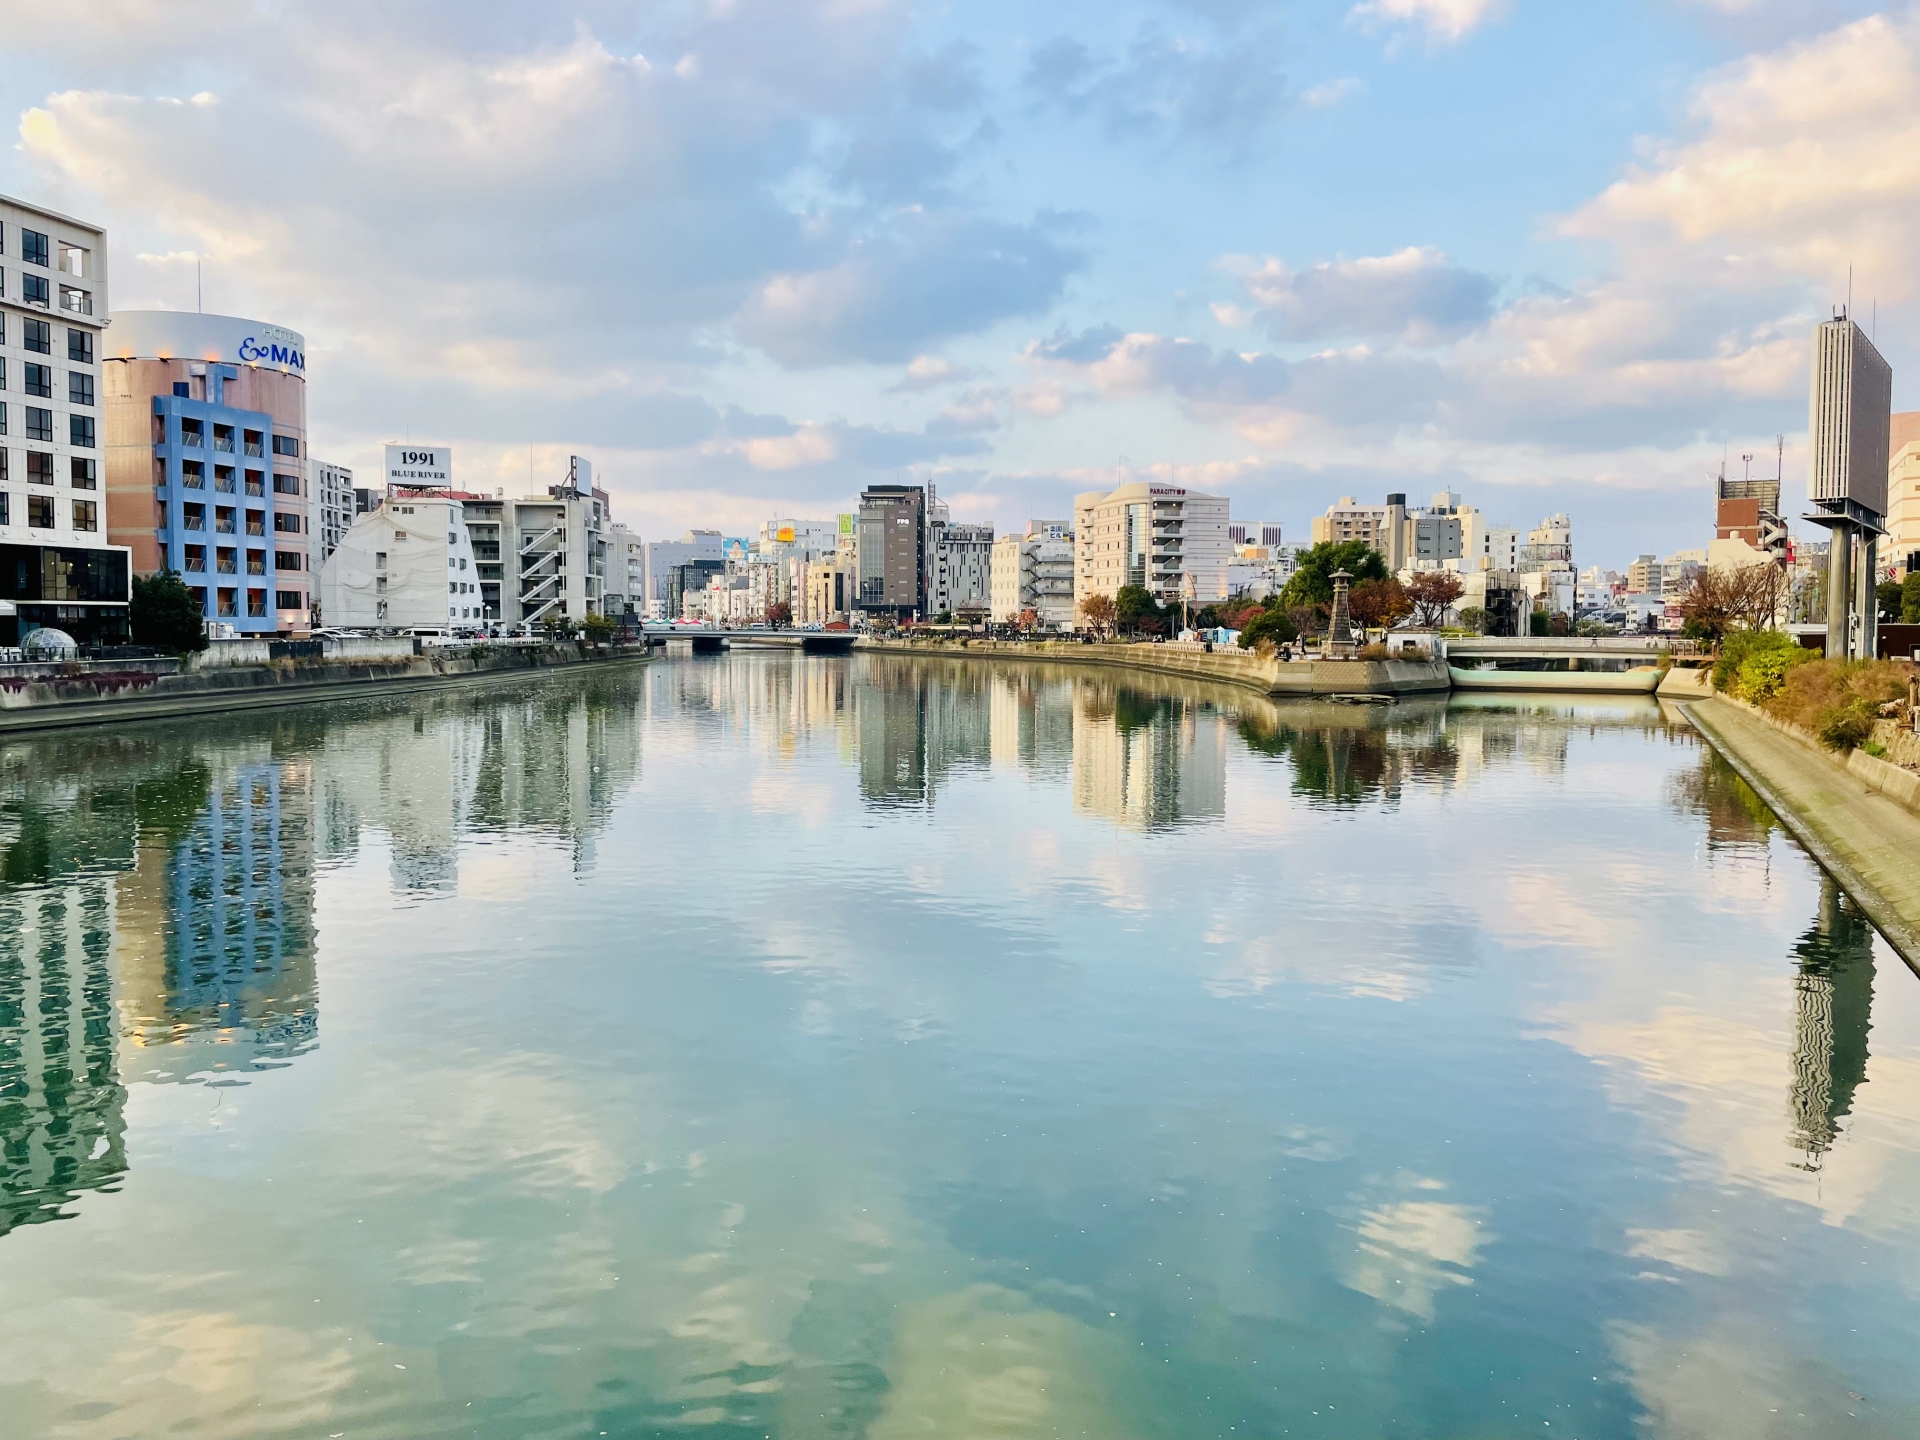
[{"xmin": 2, "ymin": 652, "xmax": 1917, "ymax": 1438}]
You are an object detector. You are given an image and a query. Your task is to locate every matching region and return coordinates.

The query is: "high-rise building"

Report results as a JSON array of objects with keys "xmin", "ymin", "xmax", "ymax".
[
  {"xmin": 856, "ymin": 484, "xmax": 928, "ymax": 619},
  {"xmin": 1073, "ymin": 481, "xmax": 1230, "ymax": 612},
  {"xmin": 313, "ymin": 460, "xmax": 353, "ymax": 570},
  {"xmin": 1884, "ymin": 412, "xmax": 1920, "ymax": 574},
  {"xmin": 0, "ymin": 195, "xmax": 131, "ymax": 648},
  {"xmin": 1806, "ymin": 312, "xmax": 1893, "ymax": 658},
  {"xmin": 104, "ymin": 311, "xmax": 312, "ymax": 635},
  {"xmin": 605, "ymin": 522, "xmax": 645, "ymax": 617},
  {"xmin": 931, "ymin": 516, "xmax": 994, "ymax": 617}
]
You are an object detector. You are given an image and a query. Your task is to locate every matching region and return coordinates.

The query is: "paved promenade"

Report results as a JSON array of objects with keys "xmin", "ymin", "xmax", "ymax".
[{"xmin": 1683, "ymin": 696, "xmax": 1920, "ymax": 975}]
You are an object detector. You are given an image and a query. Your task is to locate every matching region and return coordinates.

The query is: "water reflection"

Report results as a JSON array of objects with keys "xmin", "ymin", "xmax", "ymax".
[
  {"xmin": 2, "ymin": 656, "xmax": 1919, "ymax": 1439},
  {"xmin": 1788, "ymin": 877, "xmax": 1876, "ymax": 1170}
]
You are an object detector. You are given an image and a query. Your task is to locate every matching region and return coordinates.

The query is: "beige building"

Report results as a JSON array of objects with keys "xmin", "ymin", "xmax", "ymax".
[
  {"xmin": 1073, "ymin": 482, "xmax": 1230, "ymax": 614},
  {"xmin": 1886, "ymin": 412, "xmax": 1920, "ymax": 574},
  {"xmin": 1311, "ymin": 496, "xmax": 1389, "ymax": 551},
  {"xmin": 991, "ymin": 521, "xmax": 1075, "ymax": 627}
]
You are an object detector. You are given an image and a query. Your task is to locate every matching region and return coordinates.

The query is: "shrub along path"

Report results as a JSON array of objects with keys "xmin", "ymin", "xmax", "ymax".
[{"xmin": 1684, "ymin": 696, "xmax": 1920, "ymax": 976}]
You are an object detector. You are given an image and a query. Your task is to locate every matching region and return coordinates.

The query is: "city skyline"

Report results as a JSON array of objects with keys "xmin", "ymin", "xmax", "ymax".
[{"xmin": 0, "ymin": 3, "xmax": 1909, "ymax": 566}]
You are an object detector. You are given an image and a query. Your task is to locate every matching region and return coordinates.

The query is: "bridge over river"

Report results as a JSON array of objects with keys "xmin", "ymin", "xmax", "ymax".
[{"xmin": 640, "ymin": 625, "xmax": 858, "ymax": 655}]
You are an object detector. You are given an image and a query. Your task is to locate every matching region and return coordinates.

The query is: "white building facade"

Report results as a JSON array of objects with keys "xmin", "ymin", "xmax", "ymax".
[
  {"xmin": 313, "ymin": 460, "xmax": 353, "ymax": 570},
  {"xmin": 1074, "ymin": 482, "xmax": 1230, "ymax": 612},
  {"xmin": 319, "ymin": 494, "xmax": 482, "ymax": 630}
]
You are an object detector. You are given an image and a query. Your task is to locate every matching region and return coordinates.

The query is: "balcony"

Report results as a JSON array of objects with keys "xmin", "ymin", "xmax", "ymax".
[
  {"xmin": 215, "ymin": 468, "xmax": 237, "ymax": 493},
  {"xmin": 183, "ymin": 510, "xmax": 206, "ymax": 532},
  {"xmin": 245, "ymin": 472, "xmax": 265, "ymax": 497},
  {"xmin": 216, "ymin": 551, "xmax": 238, "ymax": 575},
  {"xmin": 213, "ymin": 427, "xmax": 235, "ymax": 453},
  {"xmin": 214, "ymin": 514, "xmax": 237, "ymax": 536},
  {"xmin": 59, "ymin": 287, "xmax": 92, "ymax": 317},
  {"xmin": 244, "ymin": 439, "xmax": 264, "ymax": 459}
]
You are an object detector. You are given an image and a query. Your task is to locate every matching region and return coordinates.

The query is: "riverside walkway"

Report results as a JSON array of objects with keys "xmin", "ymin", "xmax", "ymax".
[{"xmin": 1684, "ymin": 696, "xmax": 1920, "ymax": 975}]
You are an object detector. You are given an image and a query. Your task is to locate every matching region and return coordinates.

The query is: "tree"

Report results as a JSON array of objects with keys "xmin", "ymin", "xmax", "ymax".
[
  {"xmin": 1877, "ymin": 580, "xmax": 1903, "ymax": 624},
  {"xmin": 131, "ymin": 571, "xmax": 207, "ymax": 653},
  {"xmin": 1237, "ymin": 608, "xmax": 1298, "ymax": 651},
  {"xmin": 1674, "ymin": 564, "xmax": 1789, "ymax": 644},
  {"xmin": 1079, "ymin": 593, "xmax": 1117, "ymax": 635},
  {"xmin": 1015, "ymin": 607, "xmax": 1039, "ymax": 634},
  {"xmin": 1403, "ymin": 571, "xmax": 1465, "ymax": 628},
  {"xmin": 1456, "ymin": 606, "xmax": 1487, "ymax": 635},
  {"xmin": 1903, "ymin": 571, "xmax": 1920, "ymax": 624},
  {"xmin": 1347, "ymin": 577, "xmax": 1412, "ymax": 630},
  {"xmin": 580, "ymin": 612, "xmax": 618, "ymax": 644},
  {"xmin": 1114, "ymin": 584, "xmax": 1164, "ymax": 636},
  {"xmin": 1278, "ymin": 542, "xmax": 1388, "ymax": 610},
  {"xmin": 766, "ymin": 600, "xmax": 793, "ymax": 628}
]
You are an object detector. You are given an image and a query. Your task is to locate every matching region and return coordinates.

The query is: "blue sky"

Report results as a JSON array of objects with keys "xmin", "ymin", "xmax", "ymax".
[{"xmin": 1, "ymin": 0, "xmax": 1908, "ymax": 566}]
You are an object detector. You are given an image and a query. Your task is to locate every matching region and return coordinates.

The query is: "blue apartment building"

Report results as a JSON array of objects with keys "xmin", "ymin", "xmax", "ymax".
[{"xmin": 149, "ymin": 365, "xmax": 306, "ymax": 632}]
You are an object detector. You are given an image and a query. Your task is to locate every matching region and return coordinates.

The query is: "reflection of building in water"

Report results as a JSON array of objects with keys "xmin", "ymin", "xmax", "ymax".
[
  {"xmin": 855, "ymin": 658, "xmax": 992, "ymax": 807},
  {"xmin": 114, "ymin": 754, "xmax": 318, "ymax": 1084},
  {"xmin": 1668, "ymin": 745, "xmax": 1780, "ymax": 853},
  {"xmin": 314, "ymin": 676, "xmax": 644, "ymax": 884},
  {"xmin": 987, "ymin": 670, "xmax": 1075, "ymax": 777},
  {"xmin": 1071, "ymin": 682, "xmax": 1226, "ymax": 830},
  {"xmin": 0, "ymin": 767, "xmax": 134, "ymax": 1236},
  {"xmin": 1237, "ymin": 702, "xmax": 1453, "ymax": 808},
  {"xmin": 1787, "ymin": 876, "xmax": 1876, "ymax": 1171}
]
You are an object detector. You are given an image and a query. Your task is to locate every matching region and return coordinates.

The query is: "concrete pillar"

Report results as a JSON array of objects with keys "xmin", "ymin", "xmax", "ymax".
[
  {"xmin": 1857, "ymin": 531, "xmax": 1879, "ymax": 661},
  {"xmin": 1826, "ymin": 520, "xmax": 1852, "ymax": 660}
]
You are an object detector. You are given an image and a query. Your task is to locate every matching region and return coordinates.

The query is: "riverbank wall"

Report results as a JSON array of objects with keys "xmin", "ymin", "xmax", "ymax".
[
  {"xmin": 852, "ymin": 637, "xmax": 1450, "ymax": 698},
  {"xmin": 1681, "ymin": 693, "xmax": 1920, "ymax": 974},
  {"xmin": 0, "ymin": 643, "xmax": 654, "ymax": 734}
]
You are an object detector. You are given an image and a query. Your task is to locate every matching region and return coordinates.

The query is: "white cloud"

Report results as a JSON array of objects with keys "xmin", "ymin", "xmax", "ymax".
[
  {"xmin": 1299, "ymin": 76, "xmax": 1364, "ymax": 108},
  {"xmin": 1233, "ymin": 245, "xmax": 1499, "ymax": 344},
  {"xmin": 1348, "ymin": 0, "xmax": 1508, "ymax": 45}
]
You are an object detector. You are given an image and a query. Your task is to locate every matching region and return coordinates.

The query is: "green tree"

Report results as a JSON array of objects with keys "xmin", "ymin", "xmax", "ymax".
[
  {"xmin": 1902, "ymin": 571, "xmax": 1920, "ymax": 624},
  {"xmin": 1878, "ymin": 579, "xmax": 1904, "ymax": 624},
  {"xmin": 1113, "ymin": 584, "xmax": 1165, "ymax": 635},
  {"xmin": 1237, "ymin": 608, "xmax": 1298, "ymax": 650},
  {"xmin": 130, "ymin": 571, "xmax": 207, "ymax": 653},
  {"xmin": 1456, "ymin": 606, "xmax": 1487, "ymax": 634},
  {"xmin": 580, "ymin": 612, "xmax": 618, "ymax": 644},
  {"xmin": 1278, "ymin": 542, "xmax": 1388, "ymax": 610}
]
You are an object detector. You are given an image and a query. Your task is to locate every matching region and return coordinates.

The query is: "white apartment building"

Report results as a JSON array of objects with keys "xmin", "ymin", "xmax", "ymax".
[
  {"xmin": 0, "ymin": 194, "xmax": 130, "ymax": 648},
  {"xmin": 991, "ymin": 526, "xmax": 1075, "ymax": 628},
  {"xmin": 1310, "ymin": 497, "xmax": 1388, "ymax": 551},
  {"xmin": 1229, "ymin": 521, "xmax": 1284, "ymax": 549},
  {"xmin": 313, "ymin": 459, "xmax": 353, "ymax": 570},
  {"xmin": 319, "ymin": 494, "xmax": 482, "ymax": 630},
  {"xmin": 605, "ymin": 521, "xmax": 644, "ymax": 616},
  {"xmin": 1074, "ymin": 482, "xmax": 1231, "ymax": 611}
]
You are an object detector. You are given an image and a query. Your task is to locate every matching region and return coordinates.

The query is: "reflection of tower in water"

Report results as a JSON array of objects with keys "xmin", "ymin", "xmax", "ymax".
[{"xmin": 1787, "ymin": 876, "xmax": 1876, "ymax": 1171}]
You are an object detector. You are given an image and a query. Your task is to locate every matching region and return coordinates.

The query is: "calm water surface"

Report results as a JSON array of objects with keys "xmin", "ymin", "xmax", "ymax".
[{"xmin": 3, "ymin": 653, "xmax": 1919, "ymax": 1439}]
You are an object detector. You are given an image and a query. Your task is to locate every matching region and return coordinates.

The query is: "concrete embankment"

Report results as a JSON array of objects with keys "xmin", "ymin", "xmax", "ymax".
[
  {"xmin": 0, "ymin": 643, "xmax": 653, "ymax": 734},
  {"xmin": 853, "ymin": 637, "xmax": 1449, "ymax": 698},
  {"xmin": 1682, "ymin": 695, "xmax": 1920, "ymax": 975}
]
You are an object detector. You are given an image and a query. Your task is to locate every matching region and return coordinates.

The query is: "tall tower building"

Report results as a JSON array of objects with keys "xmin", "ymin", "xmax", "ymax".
[{"xmin": 1806, "ymin": 313, "xmax": 1893, "ymax": 659}]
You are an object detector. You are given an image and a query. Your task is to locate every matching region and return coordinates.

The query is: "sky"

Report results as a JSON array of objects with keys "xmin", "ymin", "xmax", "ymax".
[{"xmin": 1, "ymin": 0, "xmax": 1912, "ymax": 569}]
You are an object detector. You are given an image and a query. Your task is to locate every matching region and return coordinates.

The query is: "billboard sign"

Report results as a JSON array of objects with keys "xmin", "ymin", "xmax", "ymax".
[
  {"xmin": 776, "ymin": 526, "xmax": 796, "ymax": 544},
  {"xmin": 385, "ymin": 445, "xmax": 453, "ymax": 490},
  {"xmin": 838, "ymin": 514, "xmax": 854, "ymax": 535}
]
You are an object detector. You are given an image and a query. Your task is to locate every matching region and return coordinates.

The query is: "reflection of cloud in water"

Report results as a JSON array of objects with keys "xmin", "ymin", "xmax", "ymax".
[
  {"xmin": 1343, "ymin": 1178, "xmax": 1488, "ymax": 1322},
  {"xmin": 869, "ymin": 1285, "xmax": 1131, "ymax": 1440},
  {"xmin": 1624, "ymin": 1227, "xmax": 1728, "ymax": 1278}
]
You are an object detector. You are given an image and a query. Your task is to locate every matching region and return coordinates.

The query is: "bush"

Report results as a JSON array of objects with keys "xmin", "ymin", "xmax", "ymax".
[
  {"xmin": 1711, "ymin": 628, "xmax": 1802, "ymax": 695},
  {"xmin": 131, "ymin": 571, "xmax": 208, "ymax": 653},
  {"xmin": 1760, "ymin": 656, "xmax": 1912, "ymax": 751},
  {"xmin": 1903, "ymin": 571, "xmax": 1920, "ymax": 625},
  {"xmin": 1730, "ymin": 633, "xmax": 1815, "ymax": 702}
]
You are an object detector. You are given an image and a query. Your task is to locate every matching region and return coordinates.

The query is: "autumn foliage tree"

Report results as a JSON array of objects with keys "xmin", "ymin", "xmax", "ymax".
[
  {"xmin": 1346, "ymin": 577, "xmax": 1413, "ymax": 630},
  {"xmin": 1403, "ymin": 571, "xmax": 1465, "ymax": 628},
  {"xmin": 1079, "ymin": 593, "xmax": 1117, "ymax": 635},
  {"xmin": 1674, "ymin": 564, "xmax": 1787, "ymax": 646}
]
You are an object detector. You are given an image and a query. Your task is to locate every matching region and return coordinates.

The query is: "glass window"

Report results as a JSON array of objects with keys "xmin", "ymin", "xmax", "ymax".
[
  {"xmin": 25, "ymin": 409, "xmax": 52, "ymax": 443},
  {"xmin": 22, "ymin": 320, "xmax": 50, "ymax": 355},
  {"xmin": 0, "ymin": 493, "xmax": 7, "ymax": 526},
  {"xmin": 0, "ymin": 357, "xmax": 7, "ymax": 390},
  {"xmin": 275, "ymin": 550, "xmax": 304, "ymax": 571},
  {"xmin": 0, "ymin": 402, "xmax": 7, "ymax": 436},
  {"xmin": 71, "ymin": 499, "xmax": 97, "ymax": 532},
  {"xmin": 67, "ymin": 372, "xmax": 93, "ymax": 406},
  {"xmin": 23, "ymin": 363, "xmax": 51, "ymax": 398},
  {"xmin": 273, "ymin": 473, "xmax": 300, "ymax": 495},
  {"xmin": 70, "ymin": 458, "xmax": 95, "ymax": 490},
  {"xmin": 20, "ymin": 229, "xmax": 49, "ymax": 267},
  {"xmin": 272, "ymin": 435, "xmax": 300, "ymax": 457},
  {"xmin": 67, "ymin": 329, "xmax": 93, "ymax": 364},
  {"xmin": 22, "ymin": 275, "xmax": 49, "ymax": 308},
  {"xmin": 69, "ymin": 415, "xmax": 95, "ymax": 449},
  {"xmin": 26, "ymin": 452, "xmax": 53, "ymax": 486},
  {"xmin": 27, "ymin": 494, "xmax": 55, "ymax": 529},
  {"xmin": 277, "ymin": 590, "xmax": 305, "ymax": 611}
]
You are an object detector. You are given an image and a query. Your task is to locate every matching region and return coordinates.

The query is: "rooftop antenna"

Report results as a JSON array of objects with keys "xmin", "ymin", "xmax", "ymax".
[
  {"xmin": 1743, "ymin": 452, "xmax": 1753, "ymax": 485},
  {"xmin": 1847, "ymin": 265, "xmax": 1853, "ymax": 320},
  {"xmin": 1776, "ymin": 434, "xmax": 1783, "ymax": 482}
]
